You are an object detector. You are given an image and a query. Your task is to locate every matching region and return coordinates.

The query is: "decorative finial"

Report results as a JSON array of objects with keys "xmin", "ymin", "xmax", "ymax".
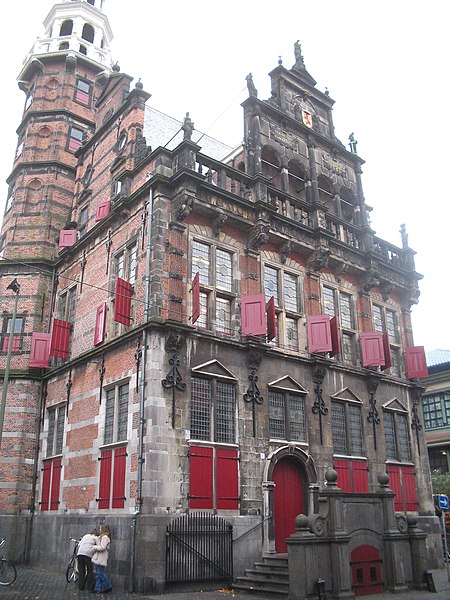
[
  {"xmin": 325, "ymin": 87, "xmax": 330, "ymax": 96},
  {"xmin": 112, "ymin": 62, "xmax": 120, "ymax": 73},
  {"xmin": 400, "ymin": 224, "xmax": 408, "ymax": 248},
  {"xmin": 348, "ymin": 132, "xmax": 358, "ymax": 154},
  {"xmin": 278, "ymin": 56, "xmax": 282, "ymax": 65},
  {"xmin": 245, "ymin": 73, "xmax": 258, "ymax": 98},
  {"xmin": 135, "ymin": 78, "xmax": 143, "ymax": 90}
]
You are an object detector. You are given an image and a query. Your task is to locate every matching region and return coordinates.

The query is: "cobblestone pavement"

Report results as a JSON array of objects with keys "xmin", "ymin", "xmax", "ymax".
[{"xmin": 0, "ymin": 565, "xmax": 448, "ymax": 599}]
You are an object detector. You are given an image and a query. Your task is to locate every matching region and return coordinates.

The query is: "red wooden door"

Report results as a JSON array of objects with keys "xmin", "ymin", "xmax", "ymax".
[
  {"xmin": 351, "ymin": 545, "xmax": 383, "ymax": 596},
  {"xmin": 273, "ymin": 459, "xmax": 304, "ymax": 553}
]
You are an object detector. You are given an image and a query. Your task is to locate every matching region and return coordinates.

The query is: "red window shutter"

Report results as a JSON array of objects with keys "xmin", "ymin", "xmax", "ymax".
[
  {"xmin": 50, "ymin": 459, "xmax": 62, "ymax": 511},
  {"xmin": 2, "ymin": 335, "xmax": 20, "ymax": 352},
  {"xmin": 387, "ymin": 464, "xmax": 403, "ymax": 511},
  {"xmin": 352, "ymin": 459, "xmax": 369, "ymax": 493},
  {"xmin": 40, "ymin": 461, "xmax": 52, "ymax": 511},
  {"xmin": 69, "ymin": 138, "xmax": 82, "ymax": 153},
  {"xmin": 330, "ymin": 316, "xmax": 340, "ymax": 357},
  {"xmin": 401, "ymin": 466, "xmax": 418, "ymax": 511},
  {"xmin": 95, "ymin": 200, "xmax": 111, "ymax": 222},
  {"xmin": 216, "ymin": 448, "xmax": 239, "ymax": 510},
  {"xmin": 111, "ymin": 447, "xmax": 127, "ymax": 509},
  {"xmin": 381, "ymin": 332, "xmax": 392, "ymax": 370},
  {"xmin": 241, "ymin": 294, "xmax": 267, "ymax": 336},
  {"xmin": 94, "ymin": 303, "xmax": 106, "ymax": 346},
  {"xmin": 30, "ymin": 332, "xmax": 51, "ymax": 368},
  {"xmin": 98, "ymin": 449, "xmax": 113, "ymax": 509},
  {"xmin": 50, "ymin": 319, "xmax": 71, "ymax": 359},
  {"xmin": 360, "ymin": 332, "xmax": 385, "ymax": 367},
  {"xmin": 191, "ymin": 272, "xmax": 200, "ymax": 324},
  {"xmin": 189, "ymin": 446, "xmax": 213, "ymax": 509},
  {"xmin": 114, "ymin": 277, "xmax": 133, "ymax": 326},
  {"xmin": 266, "ymin": 296, "xmax": 277, "ymax": 341},
  {"xmin": 307, "ymin": 314, "xmax": 332, "ymax": 353},
  {"xmin": 334, "ymin": 459, "xmax": 351, "ymax": 492},
  {"xmin": 59, "ymin": 229, "xmax": 77, "ymax": 248},
  {"xmin": 405, "ymin": 346, "xmax": 428, "ymax": 379},
  {"xmin": 75, "ymin": 90, "xmax": 90, "ymax": 105}
]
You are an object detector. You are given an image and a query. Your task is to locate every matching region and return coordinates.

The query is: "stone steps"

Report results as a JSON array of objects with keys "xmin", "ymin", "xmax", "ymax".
[{"xmin": 233, "ymin": 556, "xmax": 289, "ymax": 596}]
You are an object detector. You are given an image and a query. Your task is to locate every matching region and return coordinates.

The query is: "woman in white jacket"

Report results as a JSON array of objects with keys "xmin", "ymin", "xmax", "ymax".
[
  {"xmin": 77, "ymin": 528, "xmax": 98, "ymax": 591},
  {"xmin": 92, "ymin": 524, "xmax": 112, "ymax": 593}
]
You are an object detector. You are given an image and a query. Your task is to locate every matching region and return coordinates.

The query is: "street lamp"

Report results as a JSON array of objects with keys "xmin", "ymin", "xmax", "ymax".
[{"xmin": 0, "ymin": 278, "xmax": 21, "ymax": 449}]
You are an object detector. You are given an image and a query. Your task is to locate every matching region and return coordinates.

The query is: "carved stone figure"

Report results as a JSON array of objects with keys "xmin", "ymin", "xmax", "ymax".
[
  {"xmin": 212, "ymin": 213, "xmax": 227, "ymax": 237},
  {"xmin": 173, "ymin": 194, "xmax": 194, "ymax": 223},
  {"xmin": 247, "ymin": 223, "xmax": 270, "ymax": 252},
  {"xmin": 308, "ymin": 246, "xmax": 331, "ymax": 272},
  {"xmin": 363, "ymin": 267, "xmax": 380, "ymax": 292},
  {"xmin": 181, "ymin": 112, "xmax": 194, "ymax": 141},
  {"xmin": 246, "ymin": 73, "xmax": 257, "ymax": 98},
  {"xmin": 280, "ymin": 238, "xmax": 293, "ymax": 264}
]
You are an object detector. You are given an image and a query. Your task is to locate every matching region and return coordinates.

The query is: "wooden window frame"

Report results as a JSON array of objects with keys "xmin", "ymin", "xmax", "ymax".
[
  {"xmin": 1, "ymin": 315, "xmax": 25, "ymax": 354},
  {"xmin": 268, "ymin": 388, "xmax": 307, "ymax": 443},
  {"xmin": 372, "ymin": 303, "xmax": 402, "ymax": 375},
  {"xmin": 322, "ymin": 284, "xmax": 357, "ymax": 364},
  {"xmin": 190, "ymin": 376, "xmax": 236, "ymax": 444}
]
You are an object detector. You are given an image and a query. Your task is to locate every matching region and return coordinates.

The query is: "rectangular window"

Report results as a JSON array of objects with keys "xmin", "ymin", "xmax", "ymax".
[
  {"xmin": 331, "ymin": 401, "xmax": 363, "ymax": 456},
  {"xmin": 191, "ymin": 240, "xmax": 234, "ymax": 334},
  {"xmin": 113, "ymin": 242, "xmax": 138, "ymax": 286},
  {"xmin": 423, "ymin": 392, "xmax": 450, "ymax": 429},
  {"xmin": 322, "ymin": 286, "xmax": 356, "ymax": 364},
  {"xmin": 68, "ymin": 126, "xmax": 84, "ymax": 153},
  {"xmin": 2, "ymin": 316, "xmax": 24, "ymax": 353},
  {"xmin": 189, "ymin": 445, "xmax": 239, "ymax": 510},
  {"xmin": 264, "ymin": 265, "xmax": 300, "ymax": 349},
  {"xmin": 78, "ymin": 205, "xmax": 89, "ymax": 237},
  {"xmin": 372, "ymin": 304, "xmax": 401, "ymax": 374},
  {"xmin": 15, "ymin": 136, "xmax": 24, "ymax": 159},
  {"xmin": 384, "ymin": 411, "xmax": 412, "ymax": 462},
  {"xmin": 191, "ymin": 377, "xmax": 235, "ymax": 443},
  {"xmin": 268, "ymin": 391, "xmax": 306, "ymax": 442},
  {"xmin": 75, "ymin": 78, "xmax": 91, "ymax": 106},
  {"xmin": 104, "ymin": 383, "xmax": 129, "ymax": 445},
  {"xmin": 57, "ymin": 287, "xmax": 77, "ymax": 323},
  {"xmin": 46, "ymin": 404, "xmax": 65, "ymax": 457},
  {"xmin": 98, "ymin": 446, "xmax": 127, "ymax": 509}
]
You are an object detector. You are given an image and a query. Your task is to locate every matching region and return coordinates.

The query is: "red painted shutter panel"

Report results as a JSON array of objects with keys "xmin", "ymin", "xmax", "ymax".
[
  {"xmin": 40, "ymin": 461, "xmax": 52, "ymax": 511},
  {"xmin": 30, "ymin": 332, "xmax": 51, "ymax": 368},
  {"xmin": 95, "ymin": 200, "xmax": 111, "ymax": 222},
  {"xmin": 111, "ymin": 447, "xmax": 127, "ymax": 509},
  {"xmin": 2, "ymin": 335, "xmax": 20, "ymax": 352},
  {"xmin": 307, "ymin": 314, "xmax": 332, "ymax": 353},
  {"xmin": 50, "ymin": 459, "xmax": 62, "ymax": 511},
  {"xmin": 330, "ymin": 316, "xmax": 340, "ymax": 357},
  {"xmin": 387, "ymin": 464, "xmax": 403, "ymax": 511},
  {"xmin": 402, "ymin": 466, "xmax": 418, "ymax": 511},
  {"xmin": 334, "ymin": 459, "xmax": 351, "ymax": 492},
  {"xmin": 50, "ymin": 319, "xmax": 71, "ymax": 359},
  {"xmin": 189, "ymin": 446, "xmax": 213, "ymax": 509},
  {"xmin": 405, "ymin": 346, "xmax": 428, "ymax": 379},
  {"xmin": 381, "ymin": 332, "xmax": 392, "ymax": 370},
  {"xmin": 360, "ymin": 332, "xmax": 385, "ymax": 367},
  {"xmin": 94, "ymin": 303, "xmax": 106, "ymax": 346},
  {"xmin": 59, "ymin": 229, "xmax": 77, "ymax": 248},
  {"xmin": 241, "ymin": 294, "xmax": 267, "ymax": 336},
  {"xmin": 98, "ymin": 449, "xmax": 113, "ymax": 509},
  {"xmin": 191, "ymin": 272, "xmax": 200, "ymax": 324},
  {"xmin": 266, "ymin": 296, "xmax": 276, "ymax": 341},
  {"xmin": 352, "ymin": 459, "xmax": 369, "ymax": 493},
  {"xmin": 216, "ymin": 448, "xmax": 239, "ymax": 510},
  {"xmin": 114, "ymin": 278, "xmax": 133, "ymax": 326}
]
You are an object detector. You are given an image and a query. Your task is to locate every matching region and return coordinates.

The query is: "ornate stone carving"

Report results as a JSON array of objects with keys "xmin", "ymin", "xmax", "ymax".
[
  {"xmin": 362, "ymin": 266, "xmax": 380, "ymax": 292},
  {"xmin": 181, "ymin": 112, "xmax": 194, "ymax": 141},
  {"xmin": 247, "ymin": 223, "xmax": 270, "ymax": 252},
  {"xmin": 308, "ymin": 246, "xmax": 331, "ymax": 273},
  {"xmin": 279, "ymin": 238, "xmax": 293, "ymax": 264},
  {"xmin": 212, "ymin": 213, "xmax": 227, "ymax": 237},
  {"xmin": 380, "ymin": 282, "xmax": 394, "ymax": 301},
  {"xmin": 173, "ymin": 194, "xmax": 194, "ymax": 223},
  {"xmin": 135, "ymin": 132, "xmax": 152, "ymax": 165},
  {"xmin": 334, "ymin": 261, "xmax": 348, "ymax": 283},
  {"xmin": 245, "ymin": 73, "xmax": 257, "ymax": 98}
]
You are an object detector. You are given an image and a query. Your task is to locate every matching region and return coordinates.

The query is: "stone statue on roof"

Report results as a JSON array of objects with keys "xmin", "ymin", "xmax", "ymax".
[
  {"xmin": 246, "ymin": 73, "xmax": 258, "ymax": 98},
  {"xmin": 182, "ymin": 112, "xmax": 194, "ymax": 141},
  {"xmin": 294, "ymin": 40, "xmax": 305, "ymax": 69}
]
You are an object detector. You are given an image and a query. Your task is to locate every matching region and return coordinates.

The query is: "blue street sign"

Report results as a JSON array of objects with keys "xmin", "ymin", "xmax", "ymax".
[{"xmin": 438, "ymin": 494, "xmax": 449, "ymax": 510}]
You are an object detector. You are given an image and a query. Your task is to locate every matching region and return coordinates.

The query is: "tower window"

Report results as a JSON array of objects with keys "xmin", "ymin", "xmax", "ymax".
[
  {"xmin": 81, "ymin": 23, "xmax": 95, "ymax": 44},
  {"xmin": 79, "ymin": 45, "xmax": 87, "ymax": 55},
  {"xmin": 60, "ymin": 20, "xmax": 73, "ymax": 37},
  {"xmin": 59, "ymin": 42, "xmax": 69, "ymax": 50},
  {"xmin": 68, "ymin": 126, "xmax": 84, "ymax": 152},
  {"xmin": 16, "ymin": 135, "xmax": 24, "ymax": 159},
  {"xmin": 75, "ymin": 79, "xmax": 92, "ymax": 106}
]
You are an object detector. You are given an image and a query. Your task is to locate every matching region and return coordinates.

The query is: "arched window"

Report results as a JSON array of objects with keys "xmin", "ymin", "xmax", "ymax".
[
  {"xmin": 318, "ymin": 175, "xmax": 335, "ymax": 214},
  {"xmin": 261, "ymin": 145, "xmax": 280, "ymax": 187},
  {"xmin": 60, "ymin": 20, "xmax": 73, "ymax": 37},
  {"xmin": 288, "ymin": 160, "xmax": 307, "ymax": 200},
  {"xmin": 340, "ymin": 186, "xmax": 355, "ymax": 222},
  {"xmin": 87, "ymin": 0, "xmax": 95, "ymax": 5},
  {"xmin": 81, "ymin": 23, "xmax": 95, "ymax": 44},
  {"xmin": 79, "ymin": 44, "xmax": 87, "ymax": 55}
]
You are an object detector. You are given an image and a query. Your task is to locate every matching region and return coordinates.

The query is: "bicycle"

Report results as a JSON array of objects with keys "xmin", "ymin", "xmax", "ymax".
[
  {"xmin": 66, "ymin": 537, "xmax": 80, "ymax": 583},
  {"xmin": 0, "ymin": 538, "xmax": 17, "ymax": 586}
]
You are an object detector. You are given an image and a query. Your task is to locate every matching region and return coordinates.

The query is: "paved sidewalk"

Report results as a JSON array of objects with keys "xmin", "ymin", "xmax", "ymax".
[{"xmin": 0, "ymin": 565, "xmax": 448, "ymax": 599}]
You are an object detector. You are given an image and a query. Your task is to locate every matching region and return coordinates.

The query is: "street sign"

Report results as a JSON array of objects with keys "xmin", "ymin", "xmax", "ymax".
[{"xmin": 438, "ymin": 494, "xmax": 449, "ymax": 510}]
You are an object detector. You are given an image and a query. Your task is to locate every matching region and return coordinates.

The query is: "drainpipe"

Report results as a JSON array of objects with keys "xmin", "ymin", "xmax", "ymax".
[{"xmin": 130, "ymin": 187, "xmax": 153, "ymax": 591}]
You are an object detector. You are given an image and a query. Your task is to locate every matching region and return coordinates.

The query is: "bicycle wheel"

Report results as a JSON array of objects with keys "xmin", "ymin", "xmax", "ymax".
[
  {"xmin": 66, "ymin": 555, "xmax": 78, "ymax": 583},
  {"xmin": 0, "ymin": 558, "xmax": 17, "ymax": 586}
]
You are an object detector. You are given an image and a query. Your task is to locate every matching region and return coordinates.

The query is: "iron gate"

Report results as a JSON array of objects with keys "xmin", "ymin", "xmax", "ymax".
[{"xmin": 165, "ymin": 513, "xmax": 233, "ymax": 583}]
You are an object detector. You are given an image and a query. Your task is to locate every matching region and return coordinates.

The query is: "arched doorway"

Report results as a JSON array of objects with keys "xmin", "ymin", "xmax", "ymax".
[
  {"xmin": 350, "ymin": 545, "xmax": 383, "ymax": 596},
  {"xmin": 272, "ymin": 457, "xmax": 305, "ymax": 553}
]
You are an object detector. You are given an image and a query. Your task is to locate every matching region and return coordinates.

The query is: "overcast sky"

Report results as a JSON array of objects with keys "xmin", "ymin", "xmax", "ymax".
[{"xmin": 2, "ymin": 0, "xmax": 449, "ymax": 353}]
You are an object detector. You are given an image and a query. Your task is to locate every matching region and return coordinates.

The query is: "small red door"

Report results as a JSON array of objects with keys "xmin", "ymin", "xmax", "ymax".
[
  {"xmin": 351, "ymin": 545, "xmax": 383, "ymax": 596},
  {"xmin": 273, "ymin": 458, "xmax": 304, "ymax": 553}
]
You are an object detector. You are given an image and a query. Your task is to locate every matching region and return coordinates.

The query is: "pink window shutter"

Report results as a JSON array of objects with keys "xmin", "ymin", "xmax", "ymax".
[
  {"xmin": 94, "ymin": 303, "xmax": 106, "ymax": 345},
  {"xmin": 114, "ymin": 278, "xmax": 133, "ymax": 326},
  {"xmin": 29, "ymin": 332, "xmax": 51, "ymax": 368},
  {"xmin": 59, "ymin": 229, "xmax": 77, "ymax": 248},
  {"xmin": 306, "ymin": 314, "xmax": 332, "ymax": 353},
  {"xmin": 191, "ymin": 272, "xmax": 200, "ymax": 324},
  {"xmin": 330, "ymin": 316, "xmax": 341, "ymax": 357},
  {"xmin": 405, "ymin": 346, "xmax": 428, "ymax": 379},
  {"xmin": 266, "ymin": 296, "xmax": 277, "ymax": 341},
  {"xmin": 95, "ymin": 200, "xmax": 111, "ymax": 222},
  {"xmin": 241, "ymin": 294, "xmax": 267, "ymax": 336},
  {"xmin": 360, "ymin": 332, "xmax": 385, "ymax": 367},
  {"xmin": 50, "ymin": 319, "xmax": 71, "ymax": 359},
  {"xmin": 381, "ymin": 332, "xmax": 392, "ymax": 370}
]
